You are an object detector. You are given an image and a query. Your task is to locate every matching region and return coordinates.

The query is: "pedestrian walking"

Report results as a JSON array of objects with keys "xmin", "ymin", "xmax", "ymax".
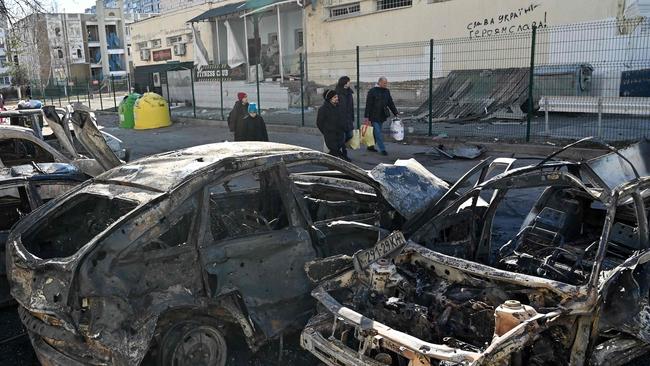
[
  {"xmin": 234, "ymin": 103, "xmax": 268, "ymax": 142},
  {"xmin": 228, "ymin": 92, "xmax": 249, "ymax": 133},
  {"xmin": 335, "ymin": 76, "xmax": 354, "ymax": 159},
  {"xmin": 317, "ymin": 89, "xmax": 348, "ymax": 160},
  {"xmin": 364, "ymin": 77, "xmax": 399, "ymax": 156}
]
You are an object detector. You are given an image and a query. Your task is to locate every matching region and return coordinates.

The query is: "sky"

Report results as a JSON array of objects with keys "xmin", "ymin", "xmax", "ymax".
[{"xmin": 49, "ymin": 0, "xmax": 97, "ymax": 13}]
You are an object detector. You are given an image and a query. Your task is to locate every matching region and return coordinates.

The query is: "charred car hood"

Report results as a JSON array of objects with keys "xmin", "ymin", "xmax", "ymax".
[{"xmin": 370, "ymin": 158, "xmax": 450, "ymax": 220}]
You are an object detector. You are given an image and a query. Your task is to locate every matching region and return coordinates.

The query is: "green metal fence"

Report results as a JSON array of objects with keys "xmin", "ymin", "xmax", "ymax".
[
  {"xmin": 42, "ymin": 17, "xmax": 650, "ymax": 145},
  {"xmin": 28, "ymin": 75, "xmax": 132, "ymax": 112}
]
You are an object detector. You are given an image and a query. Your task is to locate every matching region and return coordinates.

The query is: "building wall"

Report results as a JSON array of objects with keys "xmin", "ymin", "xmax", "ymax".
[
  {"xmin": 159, "ymin": 0, "xmax": 210, "ymax": 14},
  {"xmin": 305, "ymin": 0, "xmax": 622, "ymax": 53},
  {"xmin": 130, "ymin": 4, "xmax": 214, "ymax": 67}
]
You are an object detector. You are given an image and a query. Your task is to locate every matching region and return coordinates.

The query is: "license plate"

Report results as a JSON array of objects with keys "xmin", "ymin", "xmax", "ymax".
[{"xmin": 353, "ymin": 231, "xmax": 407, "ymax": 270}]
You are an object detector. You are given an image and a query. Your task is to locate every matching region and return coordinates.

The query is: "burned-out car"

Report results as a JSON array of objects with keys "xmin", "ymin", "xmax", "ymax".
[
  {"xmin": 302, "ymin": 140, "xmax": 650, "ymax": 366},
  {"xmin": 6, "ymin": 142, "xmax": 456, "ymax": 365},
  {"xmin": 0, "ymin": 163, "xmax": 86, "ymax": 306},
  {"xmin": 0, "ymin": 104, "xmax": 125, "ymax": 176}
]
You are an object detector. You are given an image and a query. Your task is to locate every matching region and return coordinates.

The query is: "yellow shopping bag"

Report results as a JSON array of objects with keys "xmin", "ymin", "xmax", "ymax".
[
  {"xmin": 360, "ymin": 123, "xmax": 375, "ymax": 147},
  {"xmin": 347, "ymin": 129, "xmax": 361, "ymax": 150}
]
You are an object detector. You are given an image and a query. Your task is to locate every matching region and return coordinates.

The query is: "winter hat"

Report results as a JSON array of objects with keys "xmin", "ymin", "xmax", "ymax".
[
  {"xmin": 248, "ymin": 103, "xmax": 258, "ymax": 113},
  {"xmin": 337, "ymin": 76, "xmax": 350, "ymax": 88},
  {"xmin": 323, "ymin": 89, "xmax": 337, "ymax": 101},
  {"xmin": 237, "ymin": 92, "xmax": 247, "ymax": 101}
]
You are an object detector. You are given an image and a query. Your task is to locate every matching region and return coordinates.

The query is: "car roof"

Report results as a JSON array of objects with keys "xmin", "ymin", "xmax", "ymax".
[
  {"xmin": 95, "ymin": 142, "xmax": 314, "ymax": 192},
  {"xmin": 0, "ymin": 125, "xmax": 36, "ymax": 137}
]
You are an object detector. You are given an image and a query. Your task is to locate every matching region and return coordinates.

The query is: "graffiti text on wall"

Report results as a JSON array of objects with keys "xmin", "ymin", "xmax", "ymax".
[{"xmin": 467, "ymin": 3, "xmax": 547, "ymax": 39}]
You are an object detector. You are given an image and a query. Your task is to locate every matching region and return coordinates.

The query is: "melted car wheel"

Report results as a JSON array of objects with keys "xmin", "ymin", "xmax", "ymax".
[{"xmin": 159, "ymin": 320, "xmax": 227, "ymax": 366}]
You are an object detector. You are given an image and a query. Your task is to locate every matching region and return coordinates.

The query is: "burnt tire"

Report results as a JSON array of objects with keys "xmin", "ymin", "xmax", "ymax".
[{"xmin": 158, "ymin": 318, "xmax": 227, "ymax": 366}]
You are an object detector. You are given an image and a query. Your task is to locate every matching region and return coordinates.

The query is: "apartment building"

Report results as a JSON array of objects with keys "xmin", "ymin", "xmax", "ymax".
[{"xmin": 86, "ymin": 0, "xmax": 161, "ymax": 14}]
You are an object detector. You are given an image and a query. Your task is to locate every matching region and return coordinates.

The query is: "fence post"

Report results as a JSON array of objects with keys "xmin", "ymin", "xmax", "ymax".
[
  {"xmin": 428, "ymin": 39, "xmax": 434, "ymax": 137},
  {"xmin": 219, "ymin": 65, "xmax": 224, "ymax": 120},
  {"xmin": 98, "ymin": 80, "xmax": 104, "ymax": 110},
  {"xmin": 66, "ymin": 78, "xmax": 71, "ymax": 103},
  {"xmin": 299, "ymin": 53, "xmax": 305, "ymax": 127},
  {"xmin": 75, "ymin": 78, "xmax": 80, "ymax": 104},
  {"xmin": 165, "ymin": 71, "xmax": 171, "ymax": 117},
  {"xmin": 255, "ymin": 63, "xmax": 260, "ymax": 112},
  {"xmin": 127, "ymin": 73, "xmax": 131, "ymax": 92},
  {"xmin": 111, "ymin": 75, "xmax": 117, "ymax": 110},
  {"xmin": 356, "ymin": 45, "xmax": 360, "ymax": 129},
  {"xmin": 190, "ymin": 68, "xmax": 197, "ymax": 119},
  {"xmin": 57, "ymin": 81, "xmax": 62, "ymax": 107},
  {"xmin": 526, "ymin": 25, "xmax": 537, "ymax": 143},
  {"xmin": 87, "ymin": 82, "xmax": 91, "ymax": 109}
]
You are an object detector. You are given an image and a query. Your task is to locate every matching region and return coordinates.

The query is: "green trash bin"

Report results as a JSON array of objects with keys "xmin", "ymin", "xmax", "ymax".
[{"xmin": 118, "ymin": 93, "xmax": 141, "ymax": 129}]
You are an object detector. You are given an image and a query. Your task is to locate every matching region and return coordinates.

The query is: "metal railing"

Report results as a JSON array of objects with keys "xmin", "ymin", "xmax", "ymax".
[{"xmin": 74, "ymin": 18, "xmax": 650, "ymax": 144}]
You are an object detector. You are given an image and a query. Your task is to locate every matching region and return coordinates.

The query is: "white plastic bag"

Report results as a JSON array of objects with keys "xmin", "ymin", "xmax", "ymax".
[{"xmin": 390, "ymin": 118, "xmax": 404, "ymax": 141}]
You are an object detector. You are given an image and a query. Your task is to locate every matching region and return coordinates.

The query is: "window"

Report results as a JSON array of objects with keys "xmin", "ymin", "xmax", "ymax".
[
  {"xmin": 57, "ymin": 49, "xmax": 64, "ymax": 59},
  {"xmin": 76, "ymin": 49, "xmax": 82, "ymax": 58},
  {"xmin": 166, "ymin": 35, "xmax": 182, "ymax": 45},
  {"xmin": 329, "ymin": 2, "xmax": 360, "ymax": 18},
  {"xmin": 136, "ymin": 41, "xmax": 148, "ymax": 50},
  {"xmin": 0, "ymin": 138, "xmax": 55, "ymax": 167},
  {"xmin": 208, "ymin": 170, "xmax": 289, "ymax": 241},
  {"xmin": 21, "ymin": 193, "xmax": 138, "ymax": 259},
  {"xmin": 268, "ymin": 33, "xmax": 278, "ymax": 45},
  {"xmin": 55, "ymin": 27, "xmax": 61, "ymax": 36},
  {"xmin": 377, "ymin": 0, "xmax": 411, "ymax": 10},
  {"xmin": 0, "ymin": 185, "xmax": 31, "ymax": 231},
  {"xmin": 141, "ymin": 211, "xmax": 193, "ymax": 251},
  {"xmin": 151, "ymin": 38, "xmax": 161, "ymax": 48},
  {"xmin": 295, "ymin": 29, "xmax": 303, "ymax": 49}
]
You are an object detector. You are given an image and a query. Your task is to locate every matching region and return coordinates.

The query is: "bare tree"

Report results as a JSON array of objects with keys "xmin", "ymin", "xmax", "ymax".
[{"xmin": 1, "ymin": 0, "xmax": 45, "ymax": 24}]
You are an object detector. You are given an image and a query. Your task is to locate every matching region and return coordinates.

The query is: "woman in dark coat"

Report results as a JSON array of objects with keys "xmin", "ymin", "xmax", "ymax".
[
  {"xmin": 335, "ymin": 76, "xmax": 354, "ymax": 158},
  {"xmin": 234, "ymin": 103, "xmax": 269, "ymax": 142},
  {"xmin": 316, "ymin": 89, "xmax": 347, "ymax": 160},
  {"xmin": 228, "ymin": 92, "xmax": 248, "ymax": 133}
]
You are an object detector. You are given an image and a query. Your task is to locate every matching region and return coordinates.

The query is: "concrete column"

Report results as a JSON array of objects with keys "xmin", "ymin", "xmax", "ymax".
[
  {"xmin": 96, "ymin": 0, "xmax": 110, "ymax": 79},
  {"xmin": 117, "ymin": 0, "xmax": 130, "ymax": 75},
  {"xmin": 210, "ymin": 19, "xmax": 220, "ymax": 64},
  {"xmin": 276, "ymin": 5, "xmax": 283, "ymax": 81}
]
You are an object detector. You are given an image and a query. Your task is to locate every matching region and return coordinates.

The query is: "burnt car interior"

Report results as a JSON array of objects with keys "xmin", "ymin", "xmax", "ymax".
[
  {"xmin": 497, "ymin": 185, "xmax": 649, "ymax": 286},
  {"xmin": 0, "ymin": 138, "xmax": 56, "ymax": 167},
  {"xmin": 0, "ymin": 186, "xmax": 31, "ymax": 232},
  {"xmin": 21, "ymin": 193, "xmax": 138, "ymax": 259},
  {"xmin": 209, "ymin": 170, "xmax": 289, "ymax": 240}
]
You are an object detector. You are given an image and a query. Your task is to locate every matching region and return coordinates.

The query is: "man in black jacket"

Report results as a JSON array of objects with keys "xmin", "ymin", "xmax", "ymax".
[
  {"xmin": 335, "ymin": 76, "xmax": 354, "ymax": 157},
  {"xmin": 317, "ymin": 89, "xmax": 348, "ymax": 160},
  {"xmin": 364, "ymin": 77, "xmax": 398, "ymax": 155}
]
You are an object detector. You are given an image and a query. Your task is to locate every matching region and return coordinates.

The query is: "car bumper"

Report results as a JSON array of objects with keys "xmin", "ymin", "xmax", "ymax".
[
  {"xmin": 301, "ymin": 325, "xmax": 387, "ymax": 366},
  {"xmin": 28, "ymin": 332, "xmax": 94, "ymax": 366}
]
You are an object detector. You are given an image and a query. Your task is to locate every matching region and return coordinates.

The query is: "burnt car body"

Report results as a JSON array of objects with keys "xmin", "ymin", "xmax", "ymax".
[
  {"xmin": 0, "ymin": 163, "xmax": 86, "ymax": 306},
  {"xmin": 0, "ymin": 104, "xmax": 125, "ymax": 176},
  {"xmin": 6, "ymin": 142, "xmax": 459, "ymax": 366},
  {"xmin": 301, "ymin": 140, "xmax": 650, "ymax": 366}
]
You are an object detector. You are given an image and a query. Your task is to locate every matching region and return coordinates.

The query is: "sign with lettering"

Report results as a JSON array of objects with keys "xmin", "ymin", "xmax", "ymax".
[
  {"xmin": 195, "ymin": 64, "xmax": 245, "ymax": 81},
  {"xmin": 153, "ymin": 48, "xmax": 172, "ymax": 62},
  {"xmin": 466, "ymin": 3, "xmax": 547, "ymax": 39}
]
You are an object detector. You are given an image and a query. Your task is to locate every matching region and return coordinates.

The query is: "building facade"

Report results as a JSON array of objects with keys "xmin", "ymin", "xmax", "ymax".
[
  {"xmin": 13, "ymin": 0, "xmax": 154, "ymax": 85},
  {"xmin": 87, "ymin": 0, "xmax": 161, "ymax": 14},
  {"xmin": 303, "ymin": 0, "xmax": 650, "ymax": 52},
  {"xmin": 0, "ymin": 17, "xmax": 11, "ymax": 88}
]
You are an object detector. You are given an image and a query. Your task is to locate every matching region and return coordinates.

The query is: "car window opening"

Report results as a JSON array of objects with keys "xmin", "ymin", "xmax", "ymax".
[{"xmin": 21, "ymin": 193, "xmax": 138, "ymax": 259}]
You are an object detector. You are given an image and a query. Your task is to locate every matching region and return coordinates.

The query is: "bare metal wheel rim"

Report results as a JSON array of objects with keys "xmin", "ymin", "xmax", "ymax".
[{"xmin": 168, "ymin": 324, "xmax": 227, "ymax": 366}]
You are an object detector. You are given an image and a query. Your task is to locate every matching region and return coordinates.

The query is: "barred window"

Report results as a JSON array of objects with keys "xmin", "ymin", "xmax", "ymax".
[
  {"xmin": 329, "ymin": 3, "xmax": 360, "ymax": 18},
  {"xmin": 377, "ymin": 0, "xmax": 411, "ymax": 10}
]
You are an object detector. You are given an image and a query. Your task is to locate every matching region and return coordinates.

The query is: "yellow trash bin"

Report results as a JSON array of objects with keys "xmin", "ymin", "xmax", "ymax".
[{"xmin": 133, "ymin": 92, "xmax": 172, "ymax": 130}]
